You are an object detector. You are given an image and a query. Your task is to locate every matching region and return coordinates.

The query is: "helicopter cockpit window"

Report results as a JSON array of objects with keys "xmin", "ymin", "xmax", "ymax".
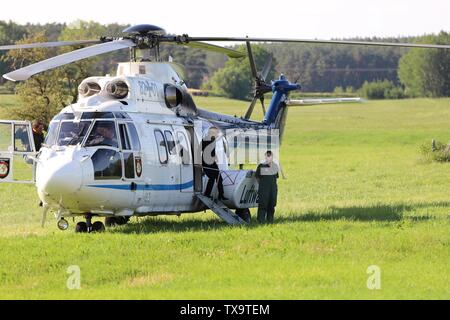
[
  {"xmin": 57, "ymin": 121, "xmax": 92, "ymax": 146},
  {"xmin": 123, "ymin": 152, "xmax": 135, "ymax": 179},
  {"xmin": 119, "ymin": 123, "xmax": 131, "ymax": 150},
  {"xmin": 154, "ymin": 130, "xmax": 168, "ymax": 164},
  {"xmin": 44, "ymin": 121, "xmax": 59, "ymax": 146},
  {"xmin": 85, "ymin": 121, "xmax": 118, "ymax": 148},
  {"xmin": 91, "ymin": 149, "xmax": 122, "ymax": 180},
  {"xmin": 114, "ymin": 112, "xmax": 131, "ymax": 119},
  {"xmin": 54, "ymin": 113, "xmax": 75, "ymax": 121},
  {"xmin": 81, "ymin": 112, "xmax": 114, "ymax": 119},
  {"xmin": 127, "ymin": 123, "xmax": 141, "ymax": 151}
]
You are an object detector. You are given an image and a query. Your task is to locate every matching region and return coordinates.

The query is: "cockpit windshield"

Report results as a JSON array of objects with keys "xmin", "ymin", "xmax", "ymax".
[
  {"xmin": 85, "ymin": 121, "xmax": 118, "ymax": 148},
  {"xmin": 44, "ymin": 112, "xmax": 130, "ymax": 148},
  {"xmin": 57, "ymin": 121, "xmax": 92, "ymax": 146}
]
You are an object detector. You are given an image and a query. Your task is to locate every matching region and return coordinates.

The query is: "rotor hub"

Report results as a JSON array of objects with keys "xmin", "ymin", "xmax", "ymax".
[{"xmin": 122, "ymin": 24, "xmax": 166, "ymax": 36}]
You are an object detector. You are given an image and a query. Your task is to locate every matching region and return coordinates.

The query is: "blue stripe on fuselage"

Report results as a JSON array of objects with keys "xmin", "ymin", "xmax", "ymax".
[{"xmin": 86, "ymin": 180, "xmax": 194, "ymax": 191}]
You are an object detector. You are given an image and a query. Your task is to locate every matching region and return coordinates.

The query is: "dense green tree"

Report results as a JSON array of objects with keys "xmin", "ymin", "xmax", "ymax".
[
  {"xmin": 160, "ymin": 44, "xmax": 209, "ymax": 89},
  {"xmin": 208, "ymin": 45, "xmax": 275, "ymax": 99},
  {"xmin": 398, "ymin": 32, "xmax": 450, "ymax": 97},
  {"xmin": 59, "ymin": 20, "xmax": 110, "ymax": 102},
  {"xmin": 2, "ymin": 20, "xmax": 449, "ymax": 101},
  {"xmin": 6, "ymin": 33, "xmax": 71, "ymax": 125},
  {"xmin": 0, "ymin": 21, "xmax": 28, "ymax": 82},
  {"xmin": 263, "ymin": 40, "xmax": 406, "ymax": 92}
]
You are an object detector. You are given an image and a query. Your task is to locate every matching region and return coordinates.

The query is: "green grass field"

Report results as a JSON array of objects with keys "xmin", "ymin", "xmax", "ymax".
[{"xmin": 0, "ymin": 94, "xmax": 449, "ymax": 299}]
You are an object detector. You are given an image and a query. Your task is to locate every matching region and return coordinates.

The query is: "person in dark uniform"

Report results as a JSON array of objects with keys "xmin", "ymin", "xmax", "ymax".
[
  {"xmin": 255, "ymin": 150, "xmax": 279, "ymax": 223},
  {"xmin": 202, "ymin": 126, "xmax": 227, "ymax": 201},
  {"xmin": 32, "ymin": 120, "xmax": 45, "ymax": 151}
]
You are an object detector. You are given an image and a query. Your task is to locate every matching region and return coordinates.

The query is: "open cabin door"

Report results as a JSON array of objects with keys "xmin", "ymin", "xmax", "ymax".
[
  {"xmin": 174, "ymin": 127, "xmax": 194, "ymax": 193},
  {"xmin": 191, "ymin": 122, "xmax": 203, "ymax": 193},
  {"xmin": 0, "ymin": 120, "xmax": 37, "ymax": 183}
]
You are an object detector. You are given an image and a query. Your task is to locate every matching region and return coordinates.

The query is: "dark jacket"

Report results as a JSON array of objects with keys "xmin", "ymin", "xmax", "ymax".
[
  {"xmin": 33, "ymin": 131, "xmax": 45, "ymax": 151},
  {"xmin": 202, "ymin": 137, "xmax": 218, "ymax": 169}
]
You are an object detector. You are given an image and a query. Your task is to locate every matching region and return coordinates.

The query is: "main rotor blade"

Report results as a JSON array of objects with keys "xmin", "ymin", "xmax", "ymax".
[
  {"xmin": 186, "ymin": 37, "xmax": 450, "ymax": 49},
  {"xmin": 260, "ymin": 55, "xmax": 273, "ymax": 81},
  {"xmin": 3, "ymin": 39, "xmax": 135, "ymax": 81},
  {"xmin": 244, "ymin": 95, "xmax": 258, "ymax": 120},
  {"xmin": 246, "ymin": 41, "xmax": 258, "ymax": 80},
  {"xmin": 287, "ymin": 97, "xmax": 363, "ymax": 106},
  {"xmin": 172, "ymin": 41, "xmax": 245, "ymax": 58},
  {"xmin": 0, "ymin": 40, "xmax": 103, "ymax": 51}
]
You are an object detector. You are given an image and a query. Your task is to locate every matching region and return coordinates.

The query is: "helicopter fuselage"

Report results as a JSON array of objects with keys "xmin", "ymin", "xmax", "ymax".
[{"xmin": 35, "ymin": 62, "xmax": 261, "ymax": 220}]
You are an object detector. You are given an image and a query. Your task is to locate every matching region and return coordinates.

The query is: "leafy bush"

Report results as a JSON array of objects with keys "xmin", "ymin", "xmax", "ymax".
[
  {"xmin": 358, "ymin": 80, "xmax": 405, "ymax": 99},
  {"xmin": 419, "ymin": 140, "xmax": 450, "ymax": 162}
]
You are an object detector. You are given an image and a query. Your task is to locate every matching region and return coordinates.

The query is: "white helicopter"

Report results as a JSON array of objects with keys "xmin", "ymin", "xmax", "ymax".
[{"xmin": 1, "ymin": 24, "xmax": 449, "ymax": 232}]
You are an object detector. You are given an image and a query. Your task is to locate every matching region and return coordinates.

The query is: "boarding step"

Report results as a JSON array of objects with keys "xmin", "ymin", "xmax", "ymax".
[{"xmin": 196, "ymin": 194, "xmax": 248, "ymax": 225}]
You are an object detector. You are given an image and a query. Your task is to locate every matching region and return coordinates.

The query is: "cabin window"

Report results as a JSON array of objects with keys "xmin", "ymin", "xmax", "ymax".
[
  {"xmin": 123, "ymin": 152, "xmax": 135, "ymax": 179},
  {"xmin": 164, "ymin": 130, "xmax": 176, "ymax": 155},
  {"xmin": 127, "ymin": 123, "xmax": 141, "ymax": 151},
  {"xmin": 14, "ymin": 124, "xmax": 32, "ymax": 152},
  {"xmin": 119, "ymin": 124, "xmax": 131, "ymax": 150},
  {"xmin": 154, "ymin": 130, "xmax": 168, "ymax": 164},
  {"xmin": 85, "ymin": 121, "xmax": 118, "ymax": 148},
  {"xmin": 177, "ymin": 132, "xmax": 191, "ymax": 165},
  {"xmin": 57, "ymin": 121, "xmax": 92, "ymax": 146},
  {"xmin": 91, "ymin": 149, "xmax": 122, "ymax": 180}
]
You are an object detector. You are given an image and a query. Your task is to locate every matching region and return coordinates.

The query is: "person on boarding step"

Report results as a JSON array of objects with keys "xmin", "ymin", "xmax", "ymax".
[{"xmin": 202, "ymin": 126, "xmax": 228, "ymax": 201}]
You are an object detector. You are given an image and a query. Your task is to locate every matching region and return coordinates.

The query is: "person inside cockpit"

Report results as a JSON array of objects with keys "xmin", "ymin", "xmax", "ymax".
[{"xmin": 86, "ymin": 122, "xmax": 118, "ymax": 148}]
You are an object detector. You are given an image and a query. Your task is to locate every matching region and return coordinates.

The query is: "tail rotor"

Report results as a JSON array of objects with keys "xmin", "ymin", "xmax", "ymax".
[{"xmin": 243, "ymin": 41, "xmax": 273, "ymax": 120}]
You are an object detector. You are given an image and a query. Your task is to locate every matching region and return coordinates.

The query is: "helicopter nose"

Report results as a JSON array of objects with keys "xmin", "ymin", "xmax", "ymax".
[{"xmin": 38, "ymin": 160, "xmax": 83, "ymax": 196}]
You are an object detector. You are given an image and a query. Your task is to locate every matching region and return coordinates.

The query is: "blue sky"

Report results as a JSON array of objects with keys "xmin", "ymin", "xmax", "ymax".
[{"xmin": 1, "ymin": 0, "xmax": 449, "ymax": 39}]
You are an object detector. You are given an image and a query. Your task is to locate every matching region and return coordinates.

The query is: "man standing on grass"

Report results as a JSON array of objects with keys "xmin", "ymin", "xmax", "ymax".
[{"xmin": 255, "ymin": 150, "xmax": 279, "ymax": 223}]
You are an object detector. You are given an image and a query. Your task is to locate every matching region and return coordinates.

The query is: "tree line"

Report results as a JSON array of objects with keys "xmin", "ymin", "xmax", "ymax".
[
  {"xmin": 207, "ymin": 33, "xmax": 450, "ymax": 99},
  {"xmin": 0, "ymin": 20, "xmax": 449, "ymax": 122}
]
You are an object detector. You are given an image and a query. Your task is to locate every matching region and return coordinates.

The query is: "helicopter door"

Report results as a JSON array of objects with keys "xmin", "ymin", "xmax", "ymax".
[
  {"xmin": 0, "ymin": 120, "xmax": 36, "ymax": 183},
  {"xmin": 175, "ymin": 130, "xmax": 193, "ymax": 193},
  {"xmin": 153, "ymin": 127, "xmax": 180, "ymax": 191},
  {"xmin": 118, "ymin": 122, "xmax": 142, "ymax": 192},
  {"xmin": 190, "ymin": 123, "xmax": 203, "ymax": 193}
]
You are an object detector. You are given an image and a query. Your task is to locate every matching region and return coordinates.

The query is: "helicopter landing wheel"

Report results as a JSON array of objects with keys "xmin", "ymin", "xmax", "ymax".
[
  {"xmin": 75, "ymin": 222, "xmax": 88, "ymax": 233},
  {"xmin": 57, "ymin": 218, "xmax": 69, "ymax": 231},
  {"xmin": 92, "ymin": 221, "xmax": 105, "ymax": 233},
  {"xmin": 105, "ymin": 216, "xmax": 129, "ymax": 227}
]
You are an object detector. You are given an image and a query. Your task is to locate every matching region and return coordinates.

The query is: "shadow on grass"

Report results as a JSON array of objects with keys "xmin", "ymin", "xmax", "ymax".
[
  {"xmin": 110, "ymin": 201, "xmax": 444, "ymax": 235},
  {"xmin": 280, "ymin": 202, "xmax": 438, "ymax": 223}
]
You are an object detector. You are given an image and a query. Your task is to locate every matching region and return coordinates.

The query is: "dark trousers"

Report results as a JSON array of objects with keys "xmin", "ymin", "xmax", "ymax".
[
  {"xmin": 257, "ymin": 184, "xmax": 277, "ymax": 223},
  {"xmin": 204, "ymin": 167, "xmax": 224, "ymax": 198}
]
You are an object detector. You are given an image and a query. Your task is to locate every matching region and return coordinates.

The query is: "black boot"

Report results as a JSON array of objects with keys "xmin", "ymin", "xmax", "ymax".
[{"xmin": 218, "ymin": 194, "xmax": 229, "ymax": 201}]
